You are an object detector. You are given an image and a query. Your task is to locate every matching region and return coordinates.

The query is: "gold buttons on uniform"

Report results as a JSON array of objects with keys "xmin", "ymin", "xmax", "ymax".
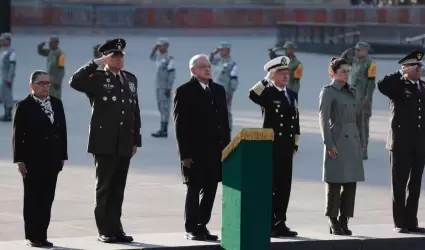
[
  {"xmin": 292, "ymin": 116, "xmax": 294, "ymax": 119},
  {"xmin": 120, "ymin": 122, "xmax": 123, "ymax": 125},
  {"xmin": 290, "ymin": 134, "xmax": 293, "ymax": 137},
  {"xmin": 280, "ymin": 123, "xmax": 283, "ymax": 126},
  {"xmin": 121, "ymin": 89, "xmax": 124, "ymax": 92},
  {"xmin": 280, "ymin": 115, "xmax": 283, "ymax": 117},
  {"xmin": 122, "ymin": 111, "xmax": 124, "ymax": 114},
  {"xmin": 279, "ymin": 132, "xmax": 282, "ymax": 136},
  {"xmin": 275, "ymin": 109, "xmax": 278, "ymax": 113},
  {"xmin": 291, "ymin": 125, "xmax": 293, "ymax": 128}
]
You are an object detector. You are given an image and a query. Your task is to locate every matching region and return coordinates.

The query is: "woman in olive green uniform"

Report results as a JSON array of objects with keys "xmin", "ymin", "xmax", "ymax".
[{"xmin": 319, "ymin": 58, "xmax": 365, "ymax": 236}]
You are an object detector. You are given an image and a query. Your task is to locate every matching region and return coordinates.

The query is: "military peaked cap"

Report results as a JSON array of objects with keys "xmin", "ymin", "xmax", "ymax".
[
  {"xmin": 282, "ymin": 41, "xmax": 297, "ymax": 49},
  {"xmin": 264, "ymin": 56, "xmax": 291, "ymax": 72},
  {"xmin": 156, "ymin": 38, "xmax": 169, "ymax": 45},
  {"xmin": 98, "ymin": 38, "xmax": 126, "ymax": 55},
  {"xmin": 218, "ymin": 42, "xmax": 231, "ymax": 49},
  {"xmin": 398, "ymin": 50, "xmax": 424, "ymax": 66}
]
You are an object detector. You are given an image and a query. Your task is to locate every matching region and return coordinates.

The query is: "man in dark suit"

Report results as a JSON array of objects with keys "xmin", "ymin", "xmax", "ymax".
[
  {"xmin": 249, "ymin": 56, "xmax": 300, "ymax": 237},
  {"xmin": 173, "ymin": 54, "xmax": 231, "ymax": 241},
  {"xmin": 377, "ymin": 50, "xmax": 425, "ymax": 234},
  {"xmin": 69, "ymin": 38, "xmax": 142, "ymax": 243},
  {"xmin": 13, "ymin": 70, "xmax": 68, "ymax": 248}
]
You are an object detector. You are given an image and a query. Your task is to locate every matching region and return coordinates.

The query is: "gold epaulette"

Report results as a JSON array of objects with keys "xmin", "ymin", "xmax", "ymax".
[
  {"xmin": 222, "ymin": 128, "xmax": 274, "ymax": 162},
  {"xmin": 250, "ymin": 81, "xmax": 266, "ymax": 95}
]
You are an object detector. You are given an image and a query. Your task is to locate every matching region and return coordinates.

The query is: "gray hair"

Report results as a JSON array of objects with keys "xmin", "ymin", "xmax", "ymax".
[{"xmin": 189, "ymin": 54, "xmax": 209, "ymax": 76}]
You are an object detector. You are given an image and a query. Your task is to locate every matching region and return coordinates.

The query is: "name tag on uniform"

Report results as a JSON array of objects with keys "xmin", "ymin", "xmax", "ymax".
[
  {"xmin": 273, "ymin": 100, "xmax": 281, "ymax": 104},
  {"xmin": 103, "ymin": 84, "xmax": 114, "ymax": 90}
]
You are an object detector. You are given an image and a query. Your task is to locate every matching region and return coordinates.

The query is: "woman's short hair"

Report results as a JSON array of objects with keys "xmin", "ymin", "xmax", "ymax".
[{"xmin": 30, "ymin": 70, "xmax": 48, "ymax": 83}]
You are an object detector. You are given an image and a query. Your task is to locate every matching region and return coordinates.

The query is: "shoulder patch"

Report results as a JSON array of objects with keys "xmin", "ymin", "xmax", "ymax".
[{"xmin": 367, "ymin": 60, "xmax": 376, "ymax": 78}]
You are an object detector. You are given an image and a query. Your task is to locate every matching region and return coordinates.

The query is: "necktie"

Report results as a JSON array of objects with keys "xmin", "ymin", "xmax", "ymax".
[
  {"xmin": 418, "ymin": 82, "xmax": 422, "ymax": 92},
  {"xmin": 205, "ymin": 85, "xmax": 212, "ymax": 95},
  {"xmin": 283, "ymin": 90, "xmax": 291, "ymax": 105},
  {"xmin": 116, "ymin": 74, "xmax": 122, "ymax": 85}
]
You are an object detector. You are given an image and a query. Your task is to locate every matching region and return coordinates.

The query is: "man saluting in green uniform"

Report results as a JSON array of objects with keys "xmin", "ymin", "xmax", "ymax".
[{"xmin": 69, "ymin": 38, "xmax": 142, "ymax": 243}]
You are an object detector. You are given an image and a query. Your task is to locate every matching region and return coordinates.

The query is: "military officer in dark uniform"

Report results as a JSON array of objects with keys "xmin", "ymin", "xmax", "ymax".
[
  {"xmin": 69, "ymin": 38, "xmax": 142, "ymax": 243},
  {"xmin": 377, "ymin": 50, "xmax": 425, "ymax": 234},
  {"xmin": 249, "ymin": 56, "xmax": 300, "ymax": 237}
]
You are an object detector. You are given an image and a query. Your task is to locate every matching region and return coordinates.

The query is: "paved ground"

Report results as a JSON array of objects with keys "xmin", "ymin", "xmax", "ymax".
[{"xmin": 0, "ymin": 31, "xmax": 424, "ymax": 248}]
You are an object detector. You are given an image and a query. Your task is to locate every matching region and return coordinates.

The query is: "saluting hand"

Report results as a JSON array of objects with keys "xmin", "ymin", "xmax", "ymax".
[
  {"xmin": 17, "ymin": 162, "xmax": 27, "ymax": 178},
  {"xmin": 93, "ymin": 52, "xmax": 114, "ymax": 65},
  {"xmin": 327, "ymin": 147, "xmax": 338, "ymax": 159}
]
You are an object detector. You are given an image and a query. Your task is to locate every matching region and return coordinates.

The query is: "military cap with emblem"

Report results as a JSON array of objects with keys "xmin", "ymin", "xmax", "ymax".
[
  {"xmin": 98, "ymin": 38, "xmax": 126, "ymax": 56},
  {"xmin": 156, "ymin": 38, "xmax": 169, "ymax": 46},
  {"xmin": 264, "ymin": 56, "xmax": 291, "ymax": 72},
  {"xmin": 354, "ymin": 41, "xmax": 371, "ymax": 51},
  {"xmin": 398, "ymin": 50, "xmax": 424, "ymax": 66},
  {"xmin": 218, "ymin": 42, "xmax": 231, "ymax": 49},
  {"xmin": 282, "ymin": 41, "xmax": 297, "ymax": 49}
]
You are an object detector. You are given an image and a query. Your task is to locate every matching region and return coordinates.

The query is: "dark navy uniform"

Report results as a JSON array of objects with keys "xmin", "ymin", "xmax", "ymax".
[
  {"xmin": 249, "ymin": 56, "xmax": 300, "ymax": 237},
  {"xmin": 377, "ymin": 50, "xmax": 425, "ymax": 233},
  {"xmin": 69, "ymin": 38, "xmax": 141, "ymax": 243}
]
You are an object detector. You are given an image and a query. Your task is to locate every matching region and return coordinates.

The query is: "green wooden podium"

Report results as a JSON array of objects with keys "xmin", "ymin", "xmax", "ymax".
[{"xmin": 221, "ymin": 128, "xmax": 274, "ymax": 250}]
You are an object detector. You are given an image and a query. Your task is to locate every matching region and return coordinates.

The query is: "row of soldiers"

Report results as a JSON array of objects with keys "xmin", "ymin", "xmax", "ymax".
[
  {"xmin": 270, "ymin": 41, "xmax": 376, "ymax": 159},
  {"xmin": 0, "ymin": 34, "xmax": 65, "ymax": 122}
]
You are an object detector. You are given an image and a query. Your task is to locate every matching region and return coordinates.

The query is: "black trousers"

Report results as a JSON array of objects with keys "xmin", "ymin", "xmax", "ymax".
[
  {"xmin": 325, "ymin": 182, "xmax": 357, "ymax": 218},
  {"xmin": 390, "ymin": 150, "xmax": 425, "ymax": 229},
  {"xmin": 94, "ymin": 154, "xmax": 131, "ymax": 235},
  {"xmin": 23, "ymin": 165, "xmax": 59, "ymax": 241},
  {"xmin": 184, "ymin": 181, "xmax": 218, "ymax": 233},
  {"xmin": 272, "ymin": 143, "xmax": 294, "ymax": 228}
]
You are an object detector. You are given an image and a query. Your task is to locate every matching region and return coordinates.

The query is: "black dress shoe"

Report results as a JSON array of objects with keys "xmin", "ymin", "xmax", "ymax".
[
  {"xmin": 408, "ymin": 227, "xmax": 425, "ymax": 233},
  {"xmin": 184, "ymin": 231, "xmax": 205, "ymax": 241},
  {"xmin": 271, "ymin": 224, "xmax": 298, "ymax": 237},
  {"xmin": 393, "ymin": 227, "xmax": 409, "ymax": 233},
  {"xmin": 42, "ymin": 240, "xmax": 54, "ymax": 247},
  {"xmin": 329, "ymin": 217, "xmax": 344, "ymax": 235},
  {"xmin": 26, "ymin": 240, "xmax": 44, "ymax": 247},
  {"xmin": 115, "ymin": 233, "xmax": 134, "ymax": 242},
  {"xmin": 200, "ymin": 227, "xmax": 218, "ymax": 241},
  {"xmin": 97, "ymin": 235, "xmax": 116, "ymax": 243}
]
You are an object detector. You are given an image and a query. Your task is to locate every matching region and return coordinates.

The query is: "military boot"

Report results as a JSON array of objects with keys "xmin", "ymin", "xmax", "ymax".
[
  {"xmin": 0, "ymin": 108, "xmax": 12, "ymax": 122},
  {"xmin": 339, "ymin": 216, "xmax": 352, "ymax": 235},
  {"xmin": 151, "ymin": 122, "xmax": 168, "ymax": 138}
]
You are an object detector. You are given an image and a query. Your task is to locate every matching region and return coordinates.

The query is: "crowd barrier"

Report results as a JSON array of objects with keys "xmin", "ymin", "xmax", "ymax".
[{"xmin": 10, "ymin": 3, "xmax": 425, "ymax": 28}]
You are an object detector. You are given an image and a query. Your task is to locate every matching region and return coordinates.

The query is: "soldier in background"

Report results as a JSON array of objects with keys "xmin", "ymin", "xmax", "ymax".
[
  {"xmin": 149, "ymin": 38, "xmax": 176, "ymax": 138},
  {"xmin": 209, "ymin": 42, "xmax": 238, "ymax": 132},
  {"xmin": 0, "ymin": 33, "xmax": 16, "ymax": 122},
  {"xmin": 282, "ymin": 42, "xmax": 303, "ymax": 95},
  {"xmin": 342, "ymin": 42, "xmax": 376, "ymax": 160},
  {"xmin": 37, "ymin": 36, "xmax": 65, "ymax": 100},
  {"xmin": 377, "ymin": 50, "xmax": 425, "ymax": 234},
  {"xmin": 69, "ymin": 38, "xmax": 141, "ymax": 243}
]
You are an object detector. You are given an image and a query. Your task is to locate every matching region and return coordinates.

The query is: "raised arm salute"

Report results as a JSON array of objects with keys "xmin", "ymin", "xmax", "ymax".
[
  {"xmin": 377, "ymin": 50, "xmax": 425, "ymax": 234},
  {"xmin": 69, "ymin": 38, "xmax": 141, "ymax": 243},
  {"xmin": 249, "ymin": 56, "xmax": 300, "ymax": 238}
]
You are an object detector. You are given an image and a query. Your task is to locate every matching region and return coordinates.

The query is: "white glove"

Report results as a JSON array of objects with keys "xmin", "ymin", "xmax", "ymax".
[
  {"xmin": 93, "ymin": 53, "xmax": 113, "ymax": 65},
  {"xmin": 264, "ymin": 71, "xmax": 273, "ymax": 82}
]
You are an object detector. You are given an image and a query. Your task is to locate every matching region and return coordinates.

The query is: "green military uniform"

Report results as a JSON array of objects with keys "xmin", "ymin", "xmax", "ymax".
[
  {"xmin": 342, "ymin": 42, "xmax": 376, "ymax": 159},
  {"xmin": 210, "ymin": 42, "xmax": 239, "ymax": 131},
  {"xmin": 319, "ymin": 80, "xmax": 365, "ymax": 233},
  {"xmin": 69, "ymin": 39, "xmax": 141, "ymax": 243},
  {"xmin": 282, "ymin": 41, "xmax": 303, "ymax": 95},
  {"xmin": 37, "ymin": 36, "xmax": 65, "ymax": 100}
]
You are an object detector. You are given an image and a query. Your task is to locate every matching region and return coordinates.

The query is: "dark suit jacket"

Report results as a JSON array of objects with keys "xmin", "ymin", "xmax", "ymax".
[
  {"xmin": 378, "ymin": 71, "xmax": 425, "ymax": 153},
  {"xmin": 173, "ymin": 77, "xmax": 231, "ymax": 184},
  {"xmin": 12, "ymin": 94, "xmax": 68, "ymax": 172}
]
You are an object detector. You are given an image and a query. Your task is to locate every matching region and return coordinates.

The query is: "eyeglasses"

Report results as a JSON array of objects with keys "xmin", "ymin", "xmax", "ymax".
[{"xmin": 35, "ymin": 81, "xmax": 51, "ymax": 87}]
